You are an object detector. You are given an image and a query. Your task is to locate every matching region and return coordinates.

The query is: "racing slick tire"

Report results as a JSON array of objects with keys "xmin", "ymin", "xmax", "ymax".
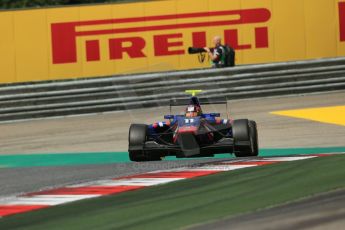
[
  {"xmin": 248, "ymin": 120, "xmax": 259, "ymax": 156},
  {"xmin": 232, "ymin": 119, "xmax": 258, "ymax": 157},
  {"xmin": 128, "ymin": 124, "xmax": 161, "ymax": 162}
]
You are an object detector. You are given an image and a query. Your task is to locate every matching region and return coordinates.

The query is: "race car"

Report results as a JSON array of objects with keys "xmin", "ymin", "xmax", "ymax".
[{"xmin": 128, "ymin": 90, "xmax": 258, "ymax": 161}]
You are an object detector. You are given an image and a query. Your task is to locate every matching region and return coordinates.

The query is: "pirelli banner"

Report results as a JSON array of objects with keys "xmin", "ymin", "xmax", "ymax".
[{"xmin": 0, "ymin": 0, "xmax": 344, "ymax": 84}]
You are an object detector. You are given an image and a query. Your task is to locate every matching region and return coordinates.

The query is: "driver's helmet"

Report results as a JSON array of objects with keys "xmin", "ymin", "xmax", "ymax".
[{"xmin": 185, "ymin": 105, "xmax": 202, "ymax": 118}]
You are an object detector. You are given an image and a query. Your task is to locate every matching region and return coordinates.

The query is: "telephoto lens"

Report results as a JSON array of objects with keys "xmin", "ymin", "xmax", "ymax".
[{"xmin": 188, "ymin": 47, "xmax": 207, "ymax": 54}]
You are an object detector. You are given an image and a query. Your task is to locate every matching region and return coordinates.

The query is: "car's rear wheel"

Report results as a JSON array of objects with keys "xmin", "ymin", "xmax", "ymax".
[
  {"xmin": 232, "ymin": 119, "xmax": 259, "ymax": 157},
  {"xmin": 128, "ymin": 124, "xmax": 161, "ymax": 162}
]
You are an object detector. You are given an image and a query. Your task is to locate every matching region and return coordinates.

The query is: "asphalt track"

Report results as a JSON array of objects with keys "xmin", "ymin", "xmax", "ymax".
[
  {"xmin": 1, "ymin": 91, "xmax": 345, "ymax": 154},
  {"xmin": 0, "ymin": 158, "xmax": 224, "ymax": 197},
  {"xmin": 0, "ymin": 92, "xmax": 345, "ymax": 195},
  {"xmin": 0, "ymin": 91, "xmax": 344, "ymax": 228}
]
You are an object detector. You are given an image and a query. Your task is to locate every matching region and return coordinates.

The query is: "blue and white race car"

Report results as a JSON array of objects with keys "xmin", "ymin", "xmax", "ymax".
[{"xmin": 128, "ymin": 90, "xmax": 258, "ymax": 161}]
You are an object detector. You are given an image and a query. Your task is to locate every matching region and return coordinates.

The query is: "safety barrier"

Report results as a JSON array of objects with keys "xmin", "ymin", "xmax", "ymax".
[{"xmin": 0, "ymin": 57, "xmax": 344, "ymax": 122}]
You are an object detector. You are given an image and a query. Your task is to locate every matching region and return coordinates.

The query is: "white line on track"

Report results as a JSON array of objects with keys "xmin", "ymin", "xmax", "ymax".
[{"xmin": 1, "ymin": 195, "xmax": 100, "ymax": 206}]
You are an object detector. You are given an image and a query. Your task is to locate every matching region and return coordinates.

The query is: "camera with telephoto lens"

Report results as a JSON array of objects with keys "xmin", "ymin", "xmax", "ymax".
[{"xmin": 188, "ymin": 47, "xmax": 211, "ymax": 54}]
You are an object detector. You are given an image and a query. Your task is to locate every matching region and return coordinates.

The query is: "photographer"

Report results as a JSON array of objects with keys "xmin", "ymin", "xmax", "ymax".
[
  {"xmin": 204, "ymin": 36, "xmax": 225, "ymax": 68},
  {"xmin": 188, "ymin": 36, "xmax": 235, "ymax": 68}
]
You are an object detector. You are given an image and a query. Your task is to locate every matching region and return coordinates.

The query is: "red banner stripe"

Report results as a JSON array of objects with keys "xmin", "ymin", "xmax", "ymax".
[{"xmin": 70, "ymin": 9, "xmax": 270, "ymax": 27}]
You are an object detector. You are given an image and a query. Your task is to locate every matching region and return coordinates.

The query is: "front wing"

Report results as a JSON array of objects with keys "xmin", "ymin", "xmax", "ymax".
[{"xmin": 132, "ymin": 137, "xmax": 250, "ymax": 158}]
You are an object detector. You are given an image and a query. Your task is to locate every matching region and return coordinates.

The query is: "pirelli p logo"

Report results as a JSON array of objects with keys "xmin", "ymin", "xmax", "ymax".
[{"xmin": 51, "ymin": 8, "xmax": 271, "ymax": 64}]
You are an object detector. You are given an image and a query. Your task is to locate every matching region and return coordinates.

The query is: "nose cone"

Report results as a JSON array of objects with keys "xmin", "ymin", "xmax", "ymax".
[
  {"xmin": 177, "ymin": 132, "xmax": 200, "ymax": 157},
  {"xmin": 178, "ymin": 126, "xmax": 198, "ymax": 134},
  {"xmin": 177, "ymin": 116, "xmax": 200, "ymax": 134}
]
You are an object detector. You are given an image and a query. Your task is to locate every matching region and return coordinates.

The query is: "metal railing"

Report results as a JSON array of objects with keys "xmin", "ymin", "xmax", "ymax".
[{"xmin": 0, "ymin": 57, "xmax": 344, "ymax": 122}]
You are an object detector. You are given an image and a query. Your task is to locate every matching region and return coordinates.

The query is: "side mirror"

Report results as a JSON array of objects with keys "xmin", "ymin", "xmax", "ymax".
[{"xmin": 164, "ymin": 115, "xmax": 174, "ymax": 119}]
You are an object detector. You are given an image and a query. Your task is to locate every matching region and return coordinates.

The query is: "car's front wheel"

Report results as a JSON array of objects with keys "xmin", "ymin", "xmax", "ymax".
[
  {"xmin": 232, "ymin": 119, "xmax": 259, "ymax": 157},
  {"xmin": 248, "ymin": 120, "xmax": 259, "ymax": 156},
  {"xmin": 128, "ymin": 124, "xmax": 162, "ymax": 162}
]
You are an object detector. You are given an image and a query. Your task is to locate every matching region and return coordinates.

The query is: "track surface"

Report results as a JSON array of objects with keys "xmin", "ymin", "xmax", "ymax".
[
  {"xmin": 0, "ymin": 92, "xmax": 344, "ymax": 228},
  {"xmin": 0, "ymin": 92, "xmax": 344, "ymax": 196},
  {"xmin": 0, "ymin": 158, "xmax": 223, "ymax": 197},
  {"xmin": 192, "ymin": 188, "xmax": 345, "ymax": 230},
  {"xmin": 0, "ymin": 91, "xmax": 344, "ymax": 154}
]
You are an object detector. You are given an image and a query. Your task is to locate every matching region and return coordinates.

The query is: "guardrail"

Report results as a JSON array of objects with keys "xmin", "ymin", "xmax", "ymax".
[{"xmin": 0, "ymin": 57, "xmax": 345, "ymax": 122}]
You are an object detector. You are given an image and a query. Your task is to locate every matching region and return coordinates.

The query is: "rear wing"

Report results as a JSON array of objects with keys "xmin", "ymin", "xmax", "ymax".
[
  {"xmin": 169, "ymin": 97, "xmax": 227, "ymax": 107},
  {"xmin": 169, "ymin": 97, "xmax": 230, "ymax": 119}
]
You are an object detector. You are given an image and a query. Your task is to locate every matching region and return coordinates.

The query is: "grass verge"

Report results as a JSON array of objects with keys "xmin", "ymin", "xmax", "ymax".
[{"xmin": 1, "ymin": 154, "xmax": 345, "ymax": 229}]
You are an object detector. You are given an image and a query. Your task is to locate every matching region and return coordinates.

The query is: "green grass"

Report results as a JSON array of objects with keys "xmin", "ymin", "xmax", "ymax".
[{"xmin": 1, "ymin": 154, "xmax": 345, "ymax": 229}]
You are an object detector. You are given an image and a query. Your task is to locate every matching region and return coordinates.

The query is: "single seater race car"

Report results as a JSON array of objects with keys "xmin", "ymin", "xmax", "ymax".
[{"xmin": 128, "ymin": 90, "xmax": 258, "ymax": 161}]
